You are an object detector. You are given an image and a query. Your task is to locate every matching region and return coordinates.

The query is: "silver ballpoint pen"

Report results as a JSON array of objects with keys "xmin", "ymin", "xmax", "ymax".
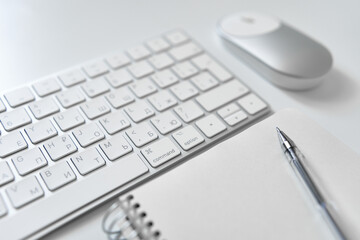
[{"xmin": 276, "ymin": 127, "xmax": 346, "ymax": 240}]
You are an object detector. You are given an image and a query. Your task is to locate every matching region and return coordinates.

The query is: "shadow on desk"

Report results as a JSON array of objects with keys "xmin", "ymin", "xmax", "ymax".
[{"xmin": 283, "ymin": 68, "xmax": 359, "ymax": 111}]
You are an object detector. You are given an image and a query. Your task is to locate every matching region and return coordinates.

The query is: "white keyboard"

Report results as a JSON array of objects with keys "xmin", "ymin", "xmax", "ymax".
[{"xmin": 0, "ymin": 30, "xmax": 270, "ymax": 239}]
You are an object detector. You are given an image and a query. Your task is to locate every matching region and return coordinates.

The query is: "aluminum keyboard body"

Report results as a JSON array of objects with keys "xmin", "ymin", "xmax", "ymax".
[{"xmin": 0, "ymin": 30, "xmax": 271, "ymax": 239}]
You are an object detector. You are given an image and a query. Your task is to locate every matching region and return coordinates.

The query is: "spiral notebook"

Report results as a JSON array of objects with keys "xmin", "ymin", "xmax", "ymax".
[{"xmin": 45, "ymin": 109, "xmax": 360, "ymax": 240}]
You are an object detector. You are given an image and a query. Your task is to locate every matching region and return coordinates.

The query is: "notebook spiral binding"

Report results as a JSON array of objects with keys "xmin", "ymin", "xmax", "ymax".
[{"xmin": 102, "ymin": 195, "xmax": 163, "ymax": 240}]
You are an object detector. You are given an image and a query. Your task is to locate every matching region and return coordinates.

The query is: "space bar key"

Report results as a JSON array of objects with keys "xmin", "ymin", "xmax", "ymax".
[
  {"xmin": 195, "ymin": 80, "xmax": 249, "ymax": 112},
  {"xmin": 1, "ymin": 154, "xmax": 148, "ymax": 240}
]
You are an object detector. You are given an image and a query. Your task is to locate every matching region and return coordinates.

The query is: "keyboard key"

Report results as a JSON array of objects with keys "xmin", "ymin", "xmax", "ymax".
[
  {"xmin": 12, "ymin": 148, "xmax": 48, "ymax": 176},
  {"xmin": 148, "ymin": 91, "xmax": 177, "ymax": 112},
  {"xmin": 151, "ymin": 111, "xmax": 182, "ymax": 135},
  {"xmin": 0, "ymin": 30, "xmax": 271, "ymax": 238},
  {"xmin": 105, "ymin": 69, "xmax": 133, "ymax": 88},
  {"xmin": 0, "ymin": 99, "xmax": 6, "ymax": 113},
  {"xmin": 105, "ymin": 88, "xmax": 135, "ymax": 109},
  {"xmin": 165, "ymin": 31, "xmax": 189, "ymax": 45},
  {"xmin": 192, "ymin": 54, "xmax": 232, "ymax": 82},
  {"xmin": 128, "ymin": 60, "xmax": 154, "ymax": 78},
  {"xmin": 196, "ymin": 80, "xmax": 249, "ymax": 112},
  {"xmin": 126, "ymin": 123, "xmax": 158, "ymax": 147},
  {"xmin": 151, "ymin": 69, "xmax": 179, "ymax": 88},
  {"xmin": 4, "ymin": 87, "xmax": 35, "ymax": 107},
  {"xmin": 170, "ymin": 81, "xmax": 199, "ymax": 101},
  {"xmin": 0, "ymin": 132, "xmax": 28, "ymax": 158},
  {"xmin": 56, "ymin": 89, "xmax": 85, "ymax": 108},
  {"xmin": 146, "ymin": 37, "xmax": 170, "ymax": 53},
  {"xmin": 172, "ymin": 61, "xmax": 198, "ymax": 79},
  {"xmin": 129, "ymin": 78, "xmax": 157, "ymax": 98},
  {"xmin": 195, "ymin": 114, "xmax": 226, "ymax": 138},
  {"xmin": 83, "ymin": 61, "xmax": 109, "ymax": 78},
  {"xmin": 142, "ymin": 138, "xmax": 181, "ymax": 167},
  {"xmin": 148, "ymin": 53, "xmax": 174, "ymax": 70},
  {"xmin": 99, "ymin": 134, "xmax": 132, "ymax": 161},
  {"xmin": 3, "ymin": 153, "xmax": 148, "ymax": 238},
  {"xmin": 28, "ymin": 98, "xmax": 60, "ymax": 119},
  {"xmin": 6, "ymin": 176, "xmax": 44, "ymax": 208},
  {"xmin": 0, "ymin": 108, "xmax": 32, "ymax": 131},
  {"xmin": 124, "ymin": 101, "xmax": 155, "ymax": 123},
  {"xmin": 72, "ymin": 123, "xmax": 105, "ymax": 147},
  {"xmin": 53, "ymin": 108, "xmax": 85, "ymax": 131},
  {"xmin": 25, "ymin": 120, "xmax": 58, "ymax": 144},
  {"xmin": 59, "ymin": 69, "xmax": 86, "ymax": 87},
  {"xmin": 174, "ymin": 101, "xmax": 204, "ymax": 123},
  {"xmin": 99, "ymin": 111, "xmax": 131, "ymax": 135},
  {"xmin": 172, "ymin": 126, "xmax": 204, "ymax": 151},
  {"xmin": 237, "ymin": 93, "xmax": 267, "ymax": 115},
  {"xmin": 0, "ymin": 161, "xmax": 14, "ymax": 186},
  {"xmin": 71, "ymin": 148, "xmax": 105, "ymax": 175},
  {"xmin": 43, "ymin": 134, "xmax": 77, "ymax": 161},
  {"xmin": 169, "ymin": 42, "xmax": 202, "ymax": 61},
  {"xmin": 40, "ymin": 161, "xmax": 76, "ymax": 191},
  {"xmin": 81, "ymin": 78, "xmax": 110, "ymax": 98},
  {"xmin": 191, "ymin": 72, "xmax": 218, "ymax": 91},
  {"xmin": 80, "ymin": 98, "xmax": 111, "ymax": 120},
  {"xmin": 32, "ymin": 77, "xmax": 61, "ymax": 97},
  {"xmin": 127, "ymin": 45, "xmax": 151, "ymax": 61},
  {"xmin": 217, "ymin": 103, "xmax": 240, "ymax": 119},
  {"xmin": 105, "ymin": 52, "xmax": 130, "ymax": 69},
  {"xmin": 224, "ymin": 111, "xmax": 248, "ymax": 126},
  {"xmin": 0, "ymin": 195, "xmax": 7, "ymax": 217}
]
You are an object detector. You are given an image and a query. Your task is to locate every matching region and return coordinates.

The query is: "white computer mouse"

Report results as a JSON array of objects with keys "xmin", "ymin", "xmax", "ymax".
[{"xmin": 217, "ymin": 12, "xmax": 333, "ymax": 90}]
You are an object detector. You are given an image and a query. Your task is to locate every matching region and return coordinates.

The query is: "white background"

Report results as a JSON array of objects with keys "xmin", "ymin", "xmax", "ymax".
[{"xmin": 1, "ymin": 0, "xmax": 359, "ymax": 154}]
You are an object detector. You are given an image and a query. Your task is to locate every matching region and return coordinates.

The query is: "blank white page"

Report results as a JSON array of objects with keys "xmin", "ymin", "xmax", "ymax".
[{"xmin": 130, "ymin": 109, "xmax": 360, "ymax": 240}]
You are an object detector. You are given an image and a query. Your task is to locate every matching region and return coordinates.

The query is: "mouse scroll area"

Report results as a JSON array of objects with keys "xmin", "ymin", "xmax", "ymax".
[{"xmin": 219, "ymin": 12, "xmax": 281, "ymax": 37}]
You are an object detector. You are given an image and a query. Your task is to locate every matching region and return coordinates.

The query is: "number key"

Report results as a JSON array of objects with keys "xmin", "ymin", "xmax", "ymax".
[
  {"xmin": 28, "ymin": 98, "xmax": 60, "ymax": 119},
  {"xmin": 56, "ymin": 89, "xmax": 85, "ymax": 108},
  {"xmin": 0, "ymin": 108, "xmax": 32, "ymax": 131}
]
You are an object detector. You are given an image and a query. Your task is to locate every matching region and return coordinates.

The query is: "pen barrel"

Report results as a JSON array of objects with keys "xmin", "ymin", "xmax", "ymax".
[
  {"xmin": 320, "ymin": 205, "xmax": 347, "ymax": 240},
  {"xmin": 286, "ymin": 148, "xmax": 325, "ymax": 204},
  {"xmin": 286, "ymin": 148, "xmax": 346, "ymax": 240}
]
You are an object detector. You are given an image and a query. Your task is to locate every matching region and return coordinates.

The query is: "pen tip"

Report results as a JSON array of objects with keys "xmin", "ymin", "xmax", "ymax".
[
  {"xmin": 276, "ymin": 127, "xmax": 281, "ymax": 134},
  {"xmin": 276, "ymin": 127, "xmax": 295, "ymax": 149}
]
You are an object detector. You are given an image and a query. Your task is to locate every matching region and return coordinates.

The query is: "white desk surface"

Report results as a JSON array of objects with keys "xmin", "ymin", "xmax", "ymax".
[{"xmin": 1, "ymin": 0, "xmax": 359, "ymax": 154}]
